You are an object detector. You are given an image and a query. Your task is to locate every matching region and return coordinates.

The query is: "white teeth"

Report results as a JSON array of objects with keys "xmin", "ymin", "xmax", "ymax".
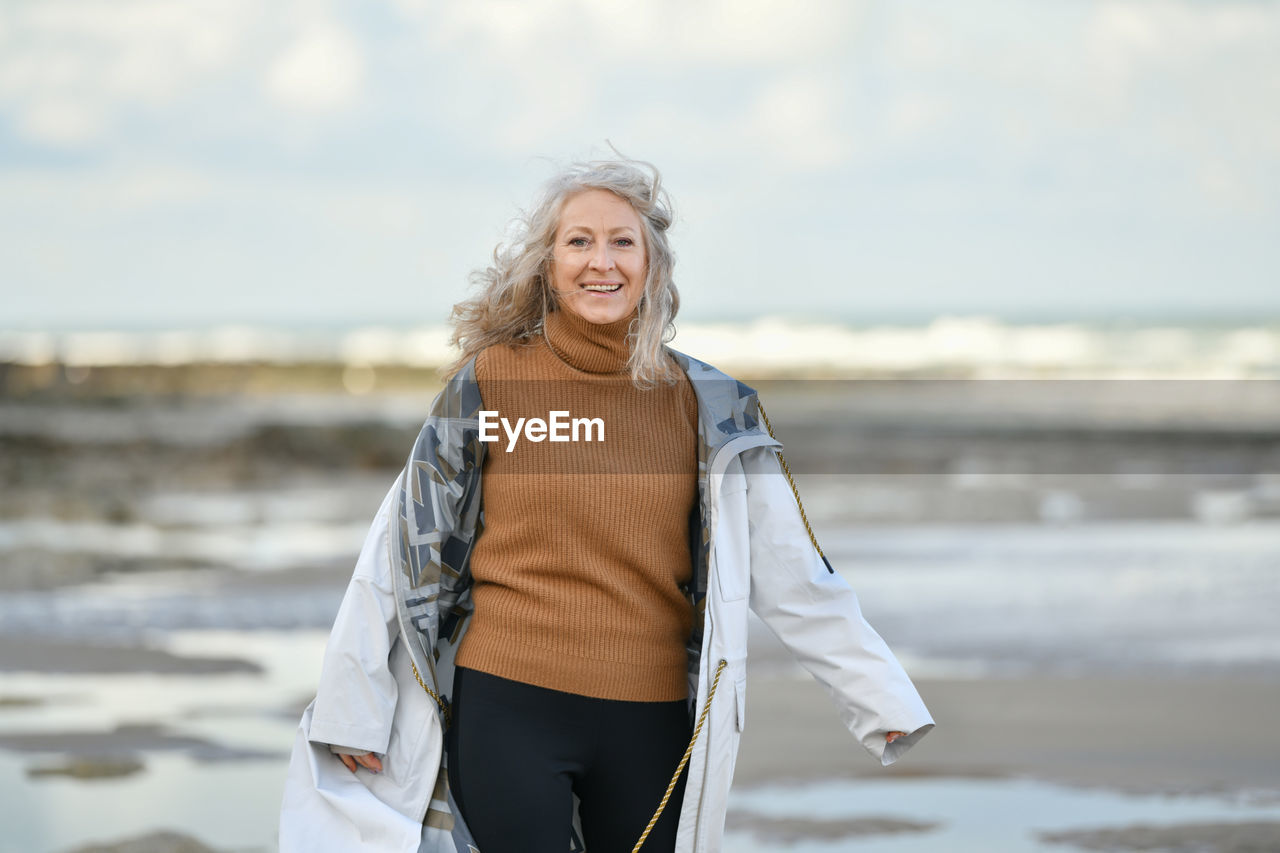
[{"xmin": 582, "ymin": 284, "xmax": 621, "ymax": 292}]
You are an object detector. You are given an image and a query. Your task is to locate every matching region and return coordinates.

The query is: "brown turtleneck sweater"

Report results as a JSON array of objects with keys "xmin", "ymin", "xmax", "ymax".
[{"xmin": 454, "ymin": 306, "xmax": 699, "ymax": 701}]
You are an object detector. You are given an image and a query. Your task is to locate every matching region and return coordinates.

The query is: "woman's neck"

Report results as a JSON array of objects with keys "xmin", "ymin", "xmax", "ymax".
[{"xmin": 542, "ymin": 307, "xmax": 637, "ymax": 374}]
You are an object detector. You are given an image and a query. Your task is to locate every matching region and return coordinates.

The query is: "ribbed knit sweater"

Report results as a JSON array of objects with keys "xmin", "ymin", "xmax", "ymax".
[{"xmin": 454, "ymin": 306, "xmax": 699, "ymax": 701}]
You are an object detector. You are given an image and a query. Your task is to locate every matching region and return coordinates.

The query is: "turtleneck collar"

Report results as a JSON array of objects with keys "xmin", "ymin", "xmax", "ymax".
[{"xmin": 543, "ymin": 306, "xmax": 638, "ymax": 374}]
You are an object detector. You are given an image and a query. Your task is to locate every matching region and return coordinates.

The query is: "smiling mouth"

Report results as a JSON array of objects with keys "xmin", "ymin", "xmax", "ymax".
[{"xmin": 581, "ymin": 283, "xmax": 622, "ymax": 293}]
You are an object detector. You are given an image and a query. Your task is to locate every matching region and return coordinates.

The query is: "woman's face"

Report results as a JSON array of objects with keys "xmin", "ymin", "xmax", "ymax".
[{"xmin": 550, "ymin": 189, "xmax": 647, "ymax": 325}]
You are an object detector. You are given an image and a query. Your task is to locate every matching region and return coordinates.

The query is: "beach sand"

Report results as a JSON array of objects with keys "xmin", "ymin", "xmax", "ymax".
[
  {"xmin": 8, "ymin": 628, "xmax": 1275, "ymax": 796},
  {"xmin": 725, "ymin": 664, "xmax": 1280, "ymax": 850},
  {"xmin": 4, "ymin": 376, "xmax": 1280, "ymax": 850},
  {"xmin": 4, "ymin": 629, "xmax": 1280, "ymax": 852},
  {"xmin": 737, "ymin": 670, "xmax": 1280, "ymax": 794}
]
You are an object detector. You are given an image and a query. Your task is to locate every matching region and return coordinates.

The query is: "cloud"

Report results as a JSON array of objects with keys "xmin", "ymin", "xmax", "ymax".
[
  {"xmin": 265, "ymin": 23, "xmax": 365, "ymax": 113},
  {"xmin": 0, "ymin": 0, "xmax": 371, "ymax": 147},
  {"xmin": 434, "ymin": 0, "xmax": 864, "ymax": 67},
  {"xmin": 0, "ymin": 0, "xmax": 255, "ymax": 147},
  {"xmin": 1084, "ymin": 2, "xmax": 1280, "ymax": 210},
  {"xmin": 1, "ymin": 0, "xmax": 1276, "ymax": 330},
  {"xmin": 1087, "ymin": 2, "xmax": 1275, "ymax": 69},
  {"xmin": 405, "ymin": 0, "xmax": 866, "ymax": 169},
  {"xmin": 884, "ymin": 93, "xmax": 953, "ymax": 144},
  {"xmin": 741, "ymin": 74, "xmax": 853, "ymax": 169},
  {"xmin": 16, "ymin": 97, "xmax": 107, "ymax": 146},
  {"xmin": 387, "ymin": 0, "xmax": 431, "ymax": 19}
]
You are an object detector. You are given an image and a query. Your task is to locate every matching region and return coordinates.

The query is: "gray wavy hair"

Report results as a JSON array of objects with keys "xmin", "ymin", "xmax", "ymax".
[{"xmin": 443, "ymin": 155, "xmax": 681, "ymax": 386}]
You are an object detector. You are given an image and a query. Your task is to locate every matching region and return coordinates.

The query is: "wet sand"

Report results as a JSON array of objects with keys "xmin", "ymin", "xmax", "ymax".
[
  {"xmin": 3, "ymin": 635, "xmax": 1278, "ymax": 851},
  {"xmin": 3, "ymin": 376, "xmax": 1279, "ymax": 851},
  {"xmin": 1040, "ymin": 821, "xmax": 1280, "ymax": 851},
  {"xmin": 737, "ymin": 670, "xmax": 1280, "ymax": 794},
  {"xmin": 5, "ymin": 630, "xmax": 1276, "ymax": 795},
  {"xmin": 0, "ymin": 637, "xmax": 262, "ymax": 675},
  {"xmin": 0, "ymin": 723, "xmax": 281, "ymax": 763}
]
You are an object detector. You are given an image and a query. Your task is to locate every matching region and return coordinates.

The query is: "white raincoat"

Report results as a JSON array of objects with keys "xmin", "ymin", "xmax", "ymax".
[{"xmin": 280, "ymin": 350, "xmax": 935, "ymax": 852}]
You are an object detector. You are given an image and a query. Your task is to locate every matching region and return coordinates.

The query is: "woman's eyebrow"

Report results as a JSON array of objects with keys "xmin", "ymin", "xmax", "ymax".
[{"xmin": 561, "ymin": 224, "xmax": 638, "ymax": 234}]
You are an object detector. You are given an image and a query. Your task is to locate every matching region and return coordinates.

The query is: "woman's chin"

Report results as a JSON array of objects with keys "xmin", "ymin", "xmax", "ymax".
[{"xmin": 566, "ymin": 303, "xmax": 632, "ymax": 326}]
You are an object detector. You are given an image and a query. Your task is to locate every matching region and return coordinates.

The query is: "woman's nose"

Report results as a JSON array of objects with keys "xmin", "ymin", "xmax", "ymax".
[{"xmin": 589, "ymin": 243, "xmax": 615, "ymax": 270}]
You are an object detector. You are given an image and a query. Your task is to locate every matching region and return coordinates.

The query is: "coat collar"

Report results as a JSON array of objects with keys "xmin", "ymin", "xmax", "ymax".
[{"xmin": 666, "ymin": 347, "xmax": 771, "ymax": 454}]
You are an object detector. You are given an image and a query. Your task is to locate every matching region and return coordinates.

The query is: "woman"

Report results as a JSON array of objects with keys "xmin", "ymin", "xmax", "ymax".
[{"xmin": 280, "ymin": 157, "xmax": 935, "ymax": 853}]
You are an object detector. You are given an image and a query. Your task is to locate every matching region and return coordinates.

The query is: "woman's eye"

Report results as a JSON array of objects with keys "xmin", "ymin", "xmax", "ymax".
[
  {"xmin": 568, "ymin": 237, "xmax": 589, "ymax": 247},
  {"xmin": 615, "ymin": 238, "xmax": 634, "ymax": 247}
]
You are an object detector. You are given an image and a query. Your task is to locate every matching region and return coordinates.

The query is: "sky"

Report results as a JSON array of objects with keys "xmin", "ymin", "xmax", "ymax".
[{"xmin": 1, "ymin": 0, "xmax": 1278, "ymax": 330}]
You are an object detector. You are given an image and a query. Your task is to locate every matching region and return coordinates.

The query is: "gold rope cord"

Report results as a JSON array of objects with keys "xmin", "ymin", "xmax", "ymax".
[
  {"xmin": 632, "ymin": 658, "xmax": 728, "ymax": 853},
  {"xmin": 757, "ymin": 399, "xmax": 828, "ymax": 565},
  {"xmin": 410, "ymin": 658, "xmax": 451, "ymax": 727}
]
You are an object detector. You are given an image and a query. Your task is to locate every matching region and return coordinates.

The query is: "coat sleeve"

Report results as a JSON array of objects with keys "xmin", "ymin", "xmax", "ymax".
[
  {"xmin": 740, "ymin": 446, "xmax": 935, "ymax": 766},
  {"xmin": 306, "ymin": 477, "xmax": 403, "ymax": 756}
]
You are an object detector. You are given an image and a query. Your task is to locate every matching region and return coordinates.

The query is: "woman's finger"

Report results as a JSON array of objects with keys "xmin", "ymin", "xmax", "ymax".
[
  {"xmin": 356, "ymin": 753, "xmax": 383, "ymax": 773},
  {"xmin": 338, "ymin": 753, "xmax": 357, "ymax": 773}
]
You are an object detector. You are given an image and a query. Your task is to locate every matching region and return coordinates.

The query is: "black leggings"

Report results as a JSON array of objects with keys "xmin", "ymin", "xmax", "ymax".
[{"xmin": 445, "ymin": 666, "xmax": 692, "ymax": 853}]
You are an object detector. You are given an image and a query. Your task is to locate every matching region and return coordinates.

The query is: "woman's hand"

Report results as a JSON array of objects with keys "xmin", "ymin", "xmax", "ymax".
[
  {"xmin": 885, "ymin": 731, "xmax": 907, "ymax": 744},
  {"xmin": 337, "ymin": 752, "xmax": 383, "ymax": 774}
]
